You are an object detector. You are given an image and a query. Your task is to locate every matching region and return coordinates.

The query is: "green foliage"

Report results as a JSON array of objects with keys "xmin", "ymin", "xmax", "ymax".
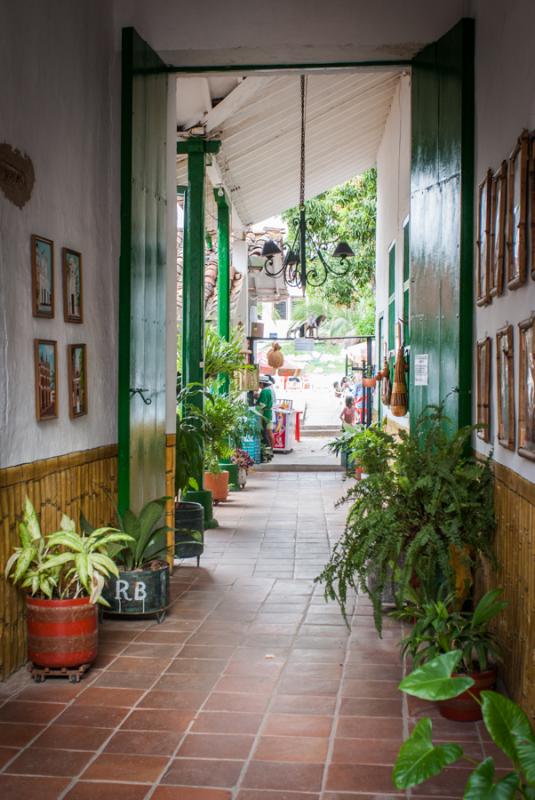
[
  {"xmin": 5, "ymin": 498, "xmax": 131, "ymax": 604},
  {"xmin": 290, "ymin": 285, "xmax": 375, "ymax": 336},
  {"xmin": 393, "ymin": 651, "xmax": 535, "ymax": 797},
  {"xmin": 397, "ymin": 589, "xmax": 506, "ymax": 671},
  {"xmin": 316, "ymin": 405, "xmax": 496, "ymax": 632},
  {"xmin": 175, "ymin": 384, "xmax": 207, "ymax": 496},
  {"xmin": 282, "ymin": 170, "xmax": 377, "ymax": 310},
  {"xmin": 197, "ymin": 391, "xmax": 253, "ymax": 472},
  {"xmin": 116, "ymin": 497, "xmax": 177, "ymax": 570},
  {"xmin": 204, "ymin": 326, "xmax": 250, "ymax": 382}
]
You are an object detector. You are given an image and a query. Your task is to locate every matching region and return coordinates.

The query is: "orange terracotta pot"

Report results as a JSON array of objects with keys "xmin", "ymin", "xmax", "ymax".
[
  {"xmin": 26, "ymin": 596, "xmax": 98, "ymax": 669},
  {"xmin": 204, "ymin": 470, "xmax": 230, "ymax": 503},
  {"xmin": 437, "ymin": 668, "xmax": 497, "ymax": 722}
]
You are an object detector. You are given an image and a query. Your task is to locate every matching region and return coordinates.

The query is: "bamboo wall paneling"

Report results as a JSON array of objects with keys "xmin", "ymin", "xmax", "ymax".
[
  {"xmin": 506, "ymin": 130, "xmax": 529, "ymax": 290},
  {"xmin": 490, "ymin": 161, "xmax": 507, "ymax": 297},
  {"xmin": 477, "ymin": 169, "xmax": 493, "ymax": 305},
  {"xmin": 476, "ymin": 337, "xmax": 491, "ymax": 442},
  {"xmin": 518, "ymin": 313, "xmax": 535, "ymax": 460},
  {"xmin": 496, "ymin": 324, "xmax": 515, "ymax": 450},
  {"xmin": 0, "ymin": 444, "xmax": 118, "ymax": 679}
]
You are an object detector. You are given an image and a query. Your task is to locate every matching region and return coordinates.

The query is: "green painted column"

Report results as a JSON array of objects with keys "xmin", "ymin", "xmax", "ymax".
[
  {"xmin": 177, "ymin": 138, "xmax": 221, "ymax": 526},
  {"xmin": 214, "ymin": 187, "xmax": 231, "ymax": 394}
]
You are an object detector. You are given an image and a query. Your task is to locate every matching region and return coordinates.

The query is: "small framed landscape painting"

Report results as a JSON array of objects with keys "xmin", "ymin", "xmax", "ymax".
[
  {"xmin": 476, "ymin": 337, "xmax": 491, "ymax": 443},
  {"xmin": 476, "ymin": 170, "xmax": 492, "ymax": 306},
  {"xmin": 518, "ymin": 314, "xmax": 535, "ymax": 460},
  {"xmin": 31, "ymin": 235, "xmax": 54, "ymax": 318},
  {"xmin": 496, "ymin": 325, "xmax": 515, "ymax": 450},
  {"xmin": 490, "ymin": 161, "xmax": 507, "ymax": 298},
  {"xmin": 62, "ymin": 248, "xmax": 83, "ymax": 323},
  {"xmin": 34, "ymin": 339, "xmax": 58, "ymax": 421},
  {"xmin": 506, "ymin": 131, "xmax": 529, "ymax": 290},
  {"xmin": 67, "ymin": 344, "xmax": 87, "ymax": 418}
]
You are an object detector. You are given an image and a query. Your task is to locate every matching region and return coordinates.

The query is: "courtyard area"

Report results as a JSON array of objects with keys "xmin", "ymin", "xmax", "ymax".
[{"xmin": 0, "ymin": 473, "xmax": 502, "ymax": 799}]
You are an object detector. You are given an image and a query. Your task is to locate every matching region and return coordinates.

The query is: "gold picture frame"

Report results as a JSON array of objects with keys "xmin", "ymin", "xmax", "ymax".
[
  {"xmin": 476, "ymin": 170, "xmax": 492, "ymax": 305},
  {"xmin": 34, "ymin": 339, "xmax": 58, "ymax": 421},
  {"xmin": 518, "ymin": 314, "xmax": 535, "ymax": 460},
  {"xmin": 506, "ymin": 130, "xmax": 529, "ymax": 290},
  {"xmin": 496, "ymin": 325, "xmax": 515, "ymax": 450},
  {"xmin": 476, "ymin": 337, "xmax": 491, "ymax": 443},
  {"xmin": 67, "ymin": 344, "xmax": 87, "ymax": 418},
  {"xmin": 490, "ymin": 161, "xmax": 507, "ymax": 298}
]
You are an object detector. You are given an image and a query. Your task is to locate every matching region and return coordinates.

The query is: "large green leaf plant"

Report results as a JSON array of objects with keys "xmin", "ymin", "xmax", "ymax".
[
  {"xmin": 316, "ymin": 405, "xmax": 495, "ymax": 632},
  {"xmin": 6, "ymin": 498, "xmax": 131, "ymax": 604},
  {"xmin": 393, "ymin": 651, "xmax": 535, "ymax": 798}
]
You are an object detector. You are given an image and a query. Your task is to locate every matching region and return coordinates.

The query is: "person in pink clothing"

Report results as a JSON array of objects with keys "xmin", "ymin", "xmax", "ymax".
[{"xmin": 340, "ymin": 395, "xmax": 357, "ymax": 426}]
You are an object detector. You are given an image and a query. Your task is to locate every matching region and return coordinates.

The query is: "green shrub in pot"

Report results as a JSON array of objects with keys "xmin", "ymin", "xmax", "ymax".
[{"xmin": 316, "ymin": 405, "xmax": 496, "ymax": 633}]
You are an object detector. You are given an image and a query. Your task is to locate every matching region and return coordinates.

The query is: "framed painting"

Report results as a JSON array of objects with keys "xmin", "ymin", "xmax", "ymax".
[
  {"xmin": 530, "ymin": 134, "xmax": 535, "ymax": 280},
  {"xmin": 62, "ymin": 248, "xmax": 83, "ymax": 323},
  {"xmin": 518, "ymin": 314, "xmax": 535, "ymax": 460},
  {"xmin": 506, "ymin": 130, "xmax": 529, "ymax": 290},
  {"xmin": 496, "ymin": 325, "xmax": 515, "ymax": 450},
  {"xmin": 34, "ymin": 339, "xmax": 58, "ymax": 421},
  {"xmin": 476, "ymin": 170, "xmax": 492, "ymax": 305},
  {"xmin": 490, "ymin": 161, "xmax": 507, "ymax": 298},
  {"xmin": 31, "ymin": 235, "xmax": 54, "ymax": 318},
  {"xmin": 476, "ymin": 337, "xmax": 491, "ymax": 443},
  {"xmin": 67, "ymin": 344, "xmax": 87, "ymax": 418}
]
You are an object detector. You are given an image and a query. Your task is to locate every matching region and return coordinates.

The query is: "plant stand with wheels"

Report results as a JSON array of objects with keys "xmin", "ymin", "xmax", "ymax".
[{"xmin": 29, "ymin": 662, "xmax": 92, "ymax": 684}]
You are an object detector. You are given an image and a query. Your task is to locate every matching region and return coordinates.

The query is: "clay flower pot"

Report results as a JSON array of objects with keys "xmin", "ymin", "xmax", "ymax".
[
  {"xmin": 204, "ymin": 470, "xmax": 230, "ymax": 503},
  {"xmin": 26, "ymin": 596, "xmax": 98, "ymax": 669},
  {"xmin": 437, "ymin": 667, "xmax": 497, "ymax": 722},
  {"xmin": 362, "ymin": 376, "xmax": 377, "ymax": 389}
]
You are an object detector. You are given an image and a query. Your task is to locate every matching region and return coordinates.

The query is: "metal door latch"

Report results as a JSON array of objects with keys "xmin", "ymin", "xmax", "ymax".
[{"xmin": 129, "ymin": 387, "xmax": 152, "ymax": 405}]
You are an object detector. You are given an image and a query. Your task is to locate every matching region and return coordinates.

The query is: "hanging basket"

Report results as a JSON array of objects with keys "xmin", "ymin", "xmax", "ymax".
[
  {"xmin": 391, "ymin": 346, "xmax": 408, "ymax": 417},
  {"xmin": 267, "ymin": 342, "xmax": 284, "ymax": 369}
]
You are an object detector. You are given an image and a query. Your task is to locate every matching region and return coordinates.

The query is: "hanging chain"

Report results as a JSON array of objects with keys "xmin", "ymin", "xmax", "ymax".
[{"xmin": 299, "ymin": 74, "xmax": 307, "ymax": 210}]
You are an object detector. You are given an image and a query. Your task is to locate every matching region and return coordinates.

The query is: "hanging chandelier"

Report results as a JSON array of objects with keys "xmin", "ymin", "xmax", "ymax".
[{"xmin": 261, "ymin": 75, "xmax": 355, "ymax": 292}]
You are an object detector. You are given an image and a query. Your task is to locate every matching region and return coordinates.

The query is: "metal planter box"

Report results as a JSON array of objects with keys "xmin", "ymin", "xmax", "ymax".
[{"xmin": 102, "ymin": 564, "xmax": 169, "ymax": 621}]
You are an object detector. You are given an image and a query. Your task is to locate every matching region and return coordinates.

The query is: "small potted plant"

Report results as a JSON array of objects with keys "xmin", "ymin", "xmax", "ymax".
[
  {"xmin": 397, "ymin": 588, "xmax": 507, "ymax": 721},
  {"xmin": 201, "ymin": 392, "xmax": 251, "ymax": 503},
  {"xmin": 393, "ymin": 650, "xmax": 535, "ymax": 796},
  {"xmin": 175, "ymin": 389, "xmax": 205, "ymax": 563},
  {"xmin": 6, "ymin": 498, "xmax": 130, "ymax": 679},
  {"xmin": 231, "ymin": 448, "xmax": 255, "ymax": 488}
]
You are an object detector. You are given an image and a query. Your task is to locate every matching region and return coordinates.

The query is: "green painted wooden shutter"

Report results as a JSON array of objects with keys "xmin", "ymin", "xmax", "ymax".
[
  {"xmin": 118, "ymin": 28, "xmax": 168, "ymax": 513},
  {"xmin": 409, "ymin": 19, "xmax": 474, "ymax": 430},
  {"xmin": 388, "ymin": 244, "xmax": 396, "ymax": 351},
  {"xmin": 403, "ymin": 220, "xmax": 410, "ymax": 345}
]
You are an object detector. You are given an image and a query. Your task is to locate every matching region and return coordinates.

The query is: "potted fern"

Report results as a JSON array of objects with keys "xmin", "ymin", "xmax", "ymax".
[
  {"xmin": 6, "ymin": 498, "xmax": 130, "ymax": 677},
  {"xmin": 317, "ymin": 405, "xmax": 496, "ymax": 633}
]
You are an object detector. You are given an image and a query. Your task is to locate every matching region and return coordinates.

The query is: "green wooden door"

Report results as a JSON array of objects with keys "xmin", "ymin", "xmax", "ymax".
[
  {"xmin": 409, "ymin": 19, "xmax": 474, "ymax": 430},
  {"xmin": 118, "ymin": 28, "xmax": 168, "ymax": 513}
]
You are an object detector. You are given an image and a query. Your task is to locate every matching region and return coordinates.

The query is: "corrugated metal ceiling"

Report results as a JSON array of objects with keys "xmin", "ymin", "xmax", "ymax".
[{"xmin": 177, "ymin": 70, "xmax": 402, "ymax": 225}]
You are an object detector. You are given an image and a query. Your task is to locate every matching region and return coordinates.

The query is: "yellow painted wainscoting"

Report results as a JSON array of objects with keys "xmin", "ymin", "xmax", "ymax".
[
  {"xmin": 0, "ymin": 445, "xmax": 118, "ymax": 680},
  {"xmin": 480, "ymin": 462, "xmax": 535, "ymax": 719}
]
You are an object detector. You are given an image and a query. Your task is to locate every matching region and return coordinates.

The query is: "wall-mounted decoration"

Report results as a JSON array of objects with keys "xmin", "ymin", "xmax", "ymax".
[
  {"xmin": 506, "ymin": 130, "xmax": 529, "ymax": 290},
  {"xmin": 476, "ymin": 170, "xmax": 492, "ymax": 305},
  {"xmin": 0, "ymin": 143, "xmax": 35, "ymax": 208},
  {"xmin": 530, "ymin": 134, "xmax": 535, "ymax": 280},
  {"xmin": 67, "ymin": 344, "xmax": 87, "ymax": 418},
  {"xmin": 476, "ymin": 337, "xmax": 491, "ymax": 442},
  {"xmin": 518, "ymin": 314, "xmax": 535, "ymax": 460},
  {"xmin": 496, "ymin": 325, "xmax": 515, "ymax": 450},
  {"xmin": 31, "ymin": 235, "xmax": 54, "ymax": 318},
  {"xmin": 62, "ymin": 248, "xmax": 83, "ymax": 323},
  {"xmin": 490, "ymin": 161, "xmax": 507, "ymax": 297},
  {"xmin": 34, "ymin": 339, "xmax": 58, "ymax": 421}
]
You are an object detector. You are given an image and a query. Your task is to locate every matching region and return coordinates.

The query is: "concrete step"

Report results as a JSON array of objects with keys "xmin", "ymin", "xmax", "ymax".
[
  {"xmin": 253, "ymin": 463, "xmax": 344, "ymax": 472},
  {"xmin": 301, "ymin": 428, "xmax": 340, "ymax": 437}
]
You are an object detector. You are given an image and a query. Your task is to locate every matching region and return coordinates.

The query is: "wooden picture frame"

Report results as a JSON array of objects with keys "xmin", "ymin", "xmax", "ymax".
[
  {"xmin": 476, "ymin": 170, "xmax": 492, "ymax": 305},
  {"xmin": 490, "ymin": 161, "xmax": 507, "ymax": 298},
  {"xmin": 31, "ymin": 235, "xmax": 54, "ymax": 318},
  {"xmin": 518, "ymin": 314, "xmax": 535, "ymax": 460},
  {"xmin": 62, "ymin": 248, "xmax": 83, "ymax": 323},
  {"xmin": 67, "ymin": 344, "xmax": 87, "ymax": 418},
  {"xmin": 476, "ymin": 337, "xmax": 491, "ymax": 442},
  {"xmin": 496, "ymin": 325, "xmax": 515, "ymax": 450},
  {"xmin": 506, "ymin": 130, "xmax": 529, "ymax": 289},
  {"xmin": 34, "ymin": 339, "xmax": 58, "ymax": 421}
]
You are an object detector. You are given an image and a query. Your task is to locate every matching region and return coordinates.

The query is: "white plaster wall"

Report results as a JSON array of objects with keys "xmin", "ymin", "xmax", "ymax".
[
  {"xmin": 375, "ymin": 74, "xmax": 412, "ymax": 428},
  {"xmin": 113, "ymin": 0, "xmax": 466, "ymax": 66},
  {"xmin": 471, "ymin": 0, "xmax": 535, "ymax": 482},
  {"xmin": 0, "ymin": 0, "xmax": 119, "ymax": 468},
  {"xmin": 232, "ymin": 237, "xmax": 249, "ymax": 329}
]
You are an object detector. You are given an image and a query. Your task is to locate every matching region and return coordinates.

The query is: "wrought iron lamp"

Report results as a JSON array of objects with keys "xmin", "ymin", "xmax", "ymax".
[{"xmin": 261, "ymin": 75, "xmax": 354, "ymax": 292}]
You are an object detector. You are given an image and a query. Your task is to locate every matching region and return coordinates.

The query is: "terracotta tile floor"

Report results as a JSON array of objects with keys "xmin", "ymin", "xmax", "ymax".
[{"xmin": 0, "ymin": 472, "xmax": 496, "ymax": 798}]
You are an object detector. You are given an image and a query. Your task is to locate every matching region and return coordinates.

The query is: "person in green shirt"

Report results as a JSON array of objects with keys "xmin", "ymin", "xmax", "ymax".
[{"xmin": 257, "ymin": 375, "xmax": 274, "ymax": 448}]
